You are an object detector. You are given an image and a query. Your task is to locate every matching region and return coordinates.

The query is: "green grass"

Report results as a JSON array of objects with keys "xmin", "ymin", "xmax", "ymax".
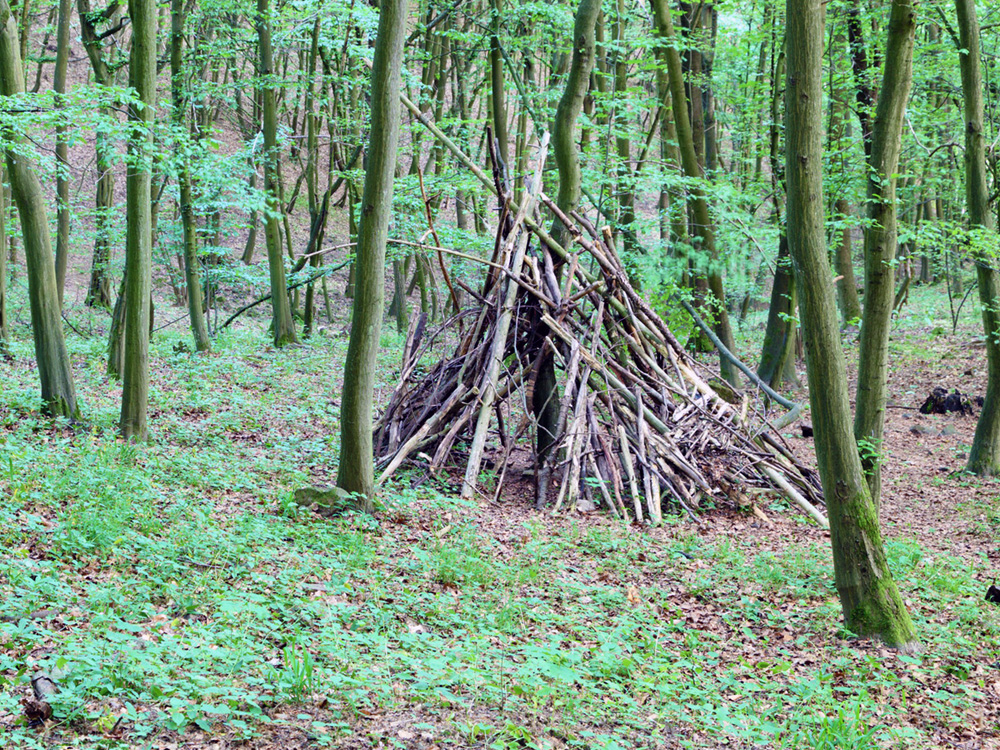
[{"xmin": 0, "ymin": 319, "xmax": 998, "ymax": 748}]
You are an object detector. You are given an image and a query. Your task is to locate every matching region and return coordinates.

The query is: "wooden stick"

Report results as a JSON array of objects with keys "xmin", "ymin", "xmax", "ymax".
[{"xmin": 462, "ymin": 134, "xmax": 549, "ymax": 501}]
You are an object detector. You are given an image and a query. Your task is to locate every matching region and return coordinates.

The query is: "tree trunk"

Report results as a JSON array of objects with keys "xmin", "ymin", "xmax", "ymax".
[
  {"xmin": 171, "ymin": 0, "xmax": 210, "ymax": 352},
  {"xmin": 612, "ymin": 0, "xmax": 639, "ymax": 263},
  {"xmin": 78, "ymin": 0, "xmax": 120, "ymax": 309},
  {"xmin": 120, "ymin": 0, "xmax": 155, "ymax": 440},
  {"xmin": 834, "ymin": 199, "xmax": 863, "ymax": 322},
  {"xmin": 256, "ymin": 0, "xmax": 296, "ymax": 347},
  {"xmin": 785, "ymin": 0, "xmax": 916, "ymax": 650},
  {"xmin": 535, "ymin": 0, "xmax": 600, "ymax": 480},
  {"xmin": 0, "ymin": 163, "xmax": 8, "ymax": 351},
  {"xmin": 53, "ymin": 0, "xmax": 70, "ymax": 306},
  {"xmin": 956, "ymin": 0, "xmax": 1000, "ymax": 475},
  {"xmin": 829, "ymin": 32, "xmax": 862, "ymax": 324},
  {"xmin": 649, "ymin": 0, "xmax": 739, "ymax": 387},
  {"xmin": 853, "ymin": 0, "xmax": 916, "ymax": 506},
  {"xmin": 0, "ymin": 0, "xmax": 78, "ymax": 417},
  {"xmin": 336, "ymin": 0, "xmax": 408, "ymax": 504},
  {"xmin": 757, "ymin": 235, "xmax": 799, "ymax": 389}
]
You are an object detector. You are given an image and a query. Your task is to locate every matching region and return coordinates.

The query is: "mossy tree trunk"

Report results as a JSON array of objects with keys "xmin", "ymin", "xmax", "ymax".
[
  {"xmin": 336, "ymin": 0, "xmax": 408, "ymax": 505},
  {"xmin": 853, "ymin": 0, "xmax": 916, "ymax": 506},
  {"xmin": 256, "ymin": 0, "xmax": 296, "ymax": 348},
  {"xmin": 119, "ymin": 0, "xmax": 155, "ymax": 440},
  {"xmin": 956, "ymin": 0, "xmax": 1000, "ymax": 475},
  {"xmin": 0, "ymin": 0, "xmax": 78, "ymax": 417},
  {"xmin": 785, "ymin": 0, "xmax": 917, "ymax": 650},
  {"xmin": 171, "ymin": 0, "xmax": 210, "ymax": 353}
]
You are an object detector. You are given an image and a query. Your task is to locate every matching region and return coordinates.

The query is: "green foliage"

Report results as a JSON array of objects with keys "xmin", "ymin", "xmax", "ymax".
[{"xmin": 0, "ymin": 319, "xmax": 993, "ymax": 746}]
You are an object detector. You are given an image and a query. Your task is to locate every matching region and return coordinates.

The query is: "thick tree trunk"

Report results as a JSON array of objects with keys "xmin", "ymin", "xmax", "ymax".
[
  {"xmin": 956, "ymin": 0, "xmax": 1000, "ymax": 475},
  {"xmin": 120, "ymin": 0, "xmax": 155, "ymax": 440},
  {"xmin": 171, "ymin": 0, "xmax": 210, "ymax": 353},
  {"xmin": 853, "ymin": 0, "xmax": 916, "ymax": 506},
  {"xmin": 0, "ymin": 0, "xmax": 78, "ymax": 417},
  {"xmin": 256, "ymin": 0, "xmax": 296, "ymax": 347},
  {"xmin": 649, "ymin": 0, "xmax": 739, "ymax": 387},
  {"xmin": 785, "ymin": 0, "xmax": 916, "ymax": 650},
  {"xmin": 53, "ymin": 0, "xmax": 70, "ymax": 306},
  {"xmin": 336, "ymin": 0, "xmax": 408, "ymax": 504}
]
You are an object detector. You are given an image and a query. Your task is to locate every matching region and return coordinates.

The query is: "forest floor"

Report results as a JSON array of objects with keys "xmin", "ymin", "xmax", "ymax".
[{"xmin": 1, "ymin": 280, "xmax": 1000, "ymax": 750}]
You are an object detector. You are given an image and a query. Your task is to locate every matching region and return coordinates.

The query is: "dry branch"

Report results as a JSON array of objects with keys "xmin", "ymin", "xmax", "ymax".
[{"xmin": 373, "ymin": 130, "xmax": 824, "ymax": 524}]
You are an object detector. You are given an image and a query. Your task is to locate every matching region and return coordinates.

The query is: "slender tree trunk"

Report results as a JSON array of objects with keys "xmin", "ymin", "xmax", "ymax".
[
  {"xmin": 78, "ymin": 0, "xmax": 119, "ymax": 309},
  {"xmin": 650, "ymin": 0, "xmax": 739, "ymax": 386},
  {"xmin": 612, "ymin": 0, "xmax": 639, "ymax": 262},
  {"xmin": 834, "ymin": 199, "xmax": 863, "ymax": 322},
  {"xmin": 829, "ymin": 32, "xmax": 862, "ymax": 324},
  {"xmin": 53, "ymin": 0, "xmax": 70, "ymax": 306},
  {"xmin": 853, "ymin": 0, "xmax": 916, "ymax": 505},
  {"xmin": 0, "ymin": 163, "xmax": 8, "ymax": 351},
  {"xmin": 535, "ymin": 0, "xmax": 600, "ymax": 482},
  {"xmin": 757, "ymin": 49, "xmax": 798, "ymax": 390},
  {"xmin": 171, "ymin": 0, "xmax": 210, "ymax": 352},
  {"xmin": 256, "ymin": 0, "xmax": 296, "ymax": 347},
  {"xmin": 785, "ymin": 0, "xmax": 916, "ymax": 650},
  {"xmin": 955, "ymin": 0, "xmax": 1000, "ymax": 475},
  {"xmin": 86, "ymin": 134, "xmax": 114, "ymax": 307},
  {"xmin": 336, "ymin": 0, "xmax": 408, "ymax": 504},
  {"xmin": 120, "ymin": 0, "xmax": 155, "ymax": 440},
  {"xmin": 0, "ymin": 0, "xmax": 77, "ymax": 417},
  {"xmin": 29, "ymin": 5, "xmax": 54, "ymax": 92},
  {"xmin": 757, "ymin": 235, "xmax": 799, "ymax": 388},
  {"xmin": 15, "ymin": 0, "xmax": 28, "ymax": 64}
]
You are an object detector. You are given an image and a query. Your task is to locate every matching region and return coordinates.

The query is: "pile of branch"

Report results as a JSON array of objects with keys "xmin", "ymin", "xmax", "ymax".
[{"xmin": 374, "ymin": 137, "xmax": 824, "ymax": 525}]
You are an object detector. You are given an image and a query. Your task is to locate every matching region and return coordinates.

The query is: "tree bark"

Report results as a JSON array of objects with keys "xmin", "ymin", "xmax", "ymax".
[
  {"xmin": 535, "ymin": 0, "xmax": 600, "ymax": 478},
  {"xmin": 853, "ymin": 0, "xmax": 916, "ymax": 506},
  {"xmin": 834, "ymin": 199, "xmax": 863, "ymax": 322},
  {"xmin": 0, "ymin": 163, "xmax": 8, "ymax": 350},
  {"xmin": 785, "ymin": 0, "xmax": 916, "ymax": 650},
  {"xmin": 955, "ymin": 0, "xmax": 1000, "ymax": 475},
  {"xmin": 0, "ymin": 0, "xmax": 78, "ymax": 417},
  {"xmin": 336, "ymin": 0, "xmax": 408, "ymax": 504},
  {"xmin": 78, "ymin": 0, "xmax": 120, "ymax": 309},
  {"xmin": 256, "ymin": 0, "xmax": 296, "ymax": 347},
  {"xmin": 53, "ymin": 0, "xmax": 70, "ymax": 306},
  {"xmin": 757, "ymin": 235, "xmax": 799, "ymax": 389},
  {"xmin": 829, "ymin": 31, "xmax": 862, "ymax": 324},
  {"xmin": 649, "ymin": 0, "xmax": 739, "ymax": 387},
  {"xmin": 489, "ymin": 0, "xmax": 509, "ymax": 169},
  {"xmin": 120, "ymin": 0, "xmax": 155, "ymax": 440},
  {"xmin": 171, "ymin": 0, "xmax": 210, "ymax": 353}
]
